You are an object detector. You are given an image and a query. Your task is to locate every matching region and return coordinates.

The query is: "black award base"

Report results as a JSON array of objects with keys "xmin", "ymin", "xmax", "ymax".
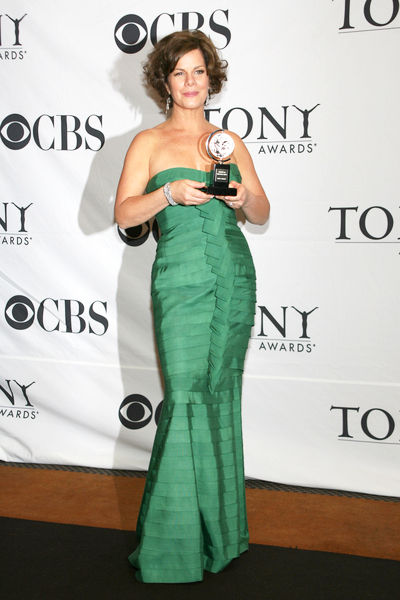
[
  {"xmin": 201, "ymin": 185, "xmax": 237, "ymax": 196},
  {"xmin": 201, "ymin": 162, "xmax": 238, "ymax": 196}
]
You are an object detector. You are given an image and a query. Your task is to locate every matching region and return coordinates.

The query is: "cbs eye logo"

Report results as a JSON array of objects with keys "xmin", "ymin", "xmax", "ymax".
[
  {"xmin": 117, "ymin": 219, "xmax": 159, "ymax": 246},
  {"xmin": 118, "ymin": 394, "xmax": 163, "ymax": 429},
  {"xmin": 114, "ymin": 15, "xmax": 148, "ymax": 54},
  {"xmin": 5, "ymin": 295, "xmax": 35, "ymax": 329},
  {"xmin": 0, "ymin": 114, "xmax": 31, "ymax": 149}
]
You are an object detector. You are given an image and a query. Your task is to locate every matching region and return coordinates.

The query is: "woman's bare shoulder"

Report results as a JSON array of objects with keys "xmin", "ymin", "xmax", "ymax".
[
  {"xmin": 127, "ymin": 127, "xmax": 160, "ymax": 151},
  {"xmin": 124, "ymin": 128, "xmax": 166, "ymax": 170}
]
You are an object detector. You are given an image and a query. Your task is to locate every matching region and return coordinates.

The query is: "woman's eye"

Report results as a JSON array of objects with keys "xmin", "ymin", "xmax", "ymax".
[
  {"xmin": 196, "ymin": 69, "xmax": 205, "ymax": 75},
  {"xmin": 174, "ymin": 71, "xmax": 184, "ymax": 77}
]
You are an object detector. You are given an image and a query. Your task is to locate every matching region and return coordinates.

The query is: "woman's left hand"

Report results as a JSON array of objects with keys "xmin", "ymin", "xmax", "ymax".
[{"xmin": 215, "ymin": 180, "xmax": 248, "ymax": 210}]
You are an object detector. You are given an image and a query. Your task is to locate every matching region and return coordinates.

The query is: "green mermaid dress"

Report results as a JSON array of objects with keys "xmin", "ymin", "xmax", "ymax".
[{"xmin": 128, "ymin": 166, "xmax": 256, "ymax": 583}]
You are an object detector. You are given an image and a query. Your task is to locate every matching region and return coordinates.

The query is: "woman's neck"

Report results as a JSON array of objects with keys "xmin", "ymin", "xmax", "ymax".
[{"xmin": 167, "ymin": 105, "xmax": 210, "ymax": 132}]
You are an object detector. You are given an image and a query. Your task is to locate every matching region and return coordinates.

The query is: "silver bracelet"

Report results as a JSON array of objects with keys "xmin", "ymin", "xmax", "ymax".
[{"xmin": 163, "ymin": 182, "xmax": 178, "ymax": 206}]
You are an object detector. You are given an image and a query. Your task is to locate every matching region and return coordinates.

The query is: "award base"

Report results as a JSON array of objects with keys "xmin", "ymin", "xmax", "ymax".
[
  {"xmin": 201, "ymin": 162, "xmax": 237, "ymax": 196},
  {"xmin": 201, "ymin": 185, "xmax": 237, "ymax": 197}
]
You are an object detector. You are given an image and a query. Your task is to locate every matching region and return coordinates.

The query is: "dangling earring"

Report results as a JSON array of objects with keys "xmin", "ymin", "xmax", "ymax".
[
  {"xmin": 204, "ymin": 90, "xmax": 211, "ymax": 107},
  {"xmin": 166, "ymin": 95, "xmax": 172, "ymax": 113}
]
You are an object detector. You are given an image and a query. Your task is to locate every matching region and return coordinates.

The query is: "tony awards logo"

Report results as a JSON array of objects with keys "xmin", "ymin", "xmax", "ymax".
[{"xmin": 202, "ymin": 129, "xmax": 237, "ymax": 197}]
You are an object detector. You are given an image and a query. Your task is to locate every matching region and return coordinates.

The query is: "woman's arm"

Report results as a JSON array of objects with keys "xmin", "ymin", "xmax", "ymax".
[
  {"xmin": 219, "ymin": 132, "xmax": 270, "ymax": 225},
  {"xmin": 114, "ymin": 131, "xmax": 166, "ymax": 229}
]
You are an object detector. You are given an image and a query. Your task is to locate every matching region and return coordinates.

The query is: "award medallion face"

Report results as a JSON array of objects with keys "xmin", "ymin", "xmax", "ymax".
[
  {"xmin": 202, "ymin": 129, "xmax": 238, "ymax": 197},
  {"xmin": 207, "ymin": 130, "xmax": 235, "ymax": 162}
]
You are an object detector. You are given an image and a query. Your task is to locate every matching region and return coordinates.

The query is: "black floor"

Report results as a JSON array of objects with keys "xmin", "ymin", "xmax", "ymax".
[{"xmin": 1, "ymin": 516, "xmax": 399, "ymax": 600}]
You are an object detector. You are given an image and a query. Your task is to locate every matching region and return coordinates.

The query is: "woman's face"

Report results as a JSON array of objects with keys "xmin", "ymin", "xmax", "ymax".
[{"xmin": 166, "ymin": 48, "xmax": 209, "ymax": 111}]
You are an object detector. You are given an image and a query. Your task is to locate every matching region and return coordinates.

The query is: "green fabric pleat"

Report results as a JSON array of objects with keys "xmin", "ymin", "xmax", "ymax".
[{"xmin": 128, "ymin": 166, "xmax": 256, "ymax": 583}]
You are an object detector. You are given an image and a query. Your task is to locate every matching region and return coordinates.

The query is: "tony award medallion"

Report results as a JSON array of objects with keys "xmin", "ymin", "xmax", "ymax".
[{"xmin": 202, "ymin": 129, "xmax": 237, "ymax": 197}]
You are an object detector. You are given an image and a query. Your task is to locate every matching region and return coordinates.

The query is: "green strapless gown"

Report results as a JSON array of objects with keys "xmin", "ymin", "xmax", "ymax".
[{"xmin": 128, "ymin": 166, "xmax": 256, "ymax": 583}]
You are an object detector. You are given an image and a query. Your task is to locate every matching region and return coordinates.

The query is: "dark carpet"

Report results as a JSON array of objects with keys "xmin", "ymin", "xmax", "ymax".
[{"xmin": 1, "ymin": 516, "xmax": 399, "ymax": 600}]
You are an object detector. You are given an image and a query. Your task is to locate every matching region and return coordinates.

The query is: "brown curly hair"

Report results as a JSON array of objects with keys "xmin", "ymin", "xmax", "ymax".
[{"xmin": 143, "ymin": 30, "xmax": 227, "ymax": 106}]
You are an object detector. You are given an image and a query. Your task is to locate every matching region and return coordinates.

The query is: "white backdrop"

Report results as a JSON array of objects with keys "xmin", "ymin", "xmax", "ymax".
[{"xmin": 1, "ymin": 0, "xmax": 399, "ymax": 496}]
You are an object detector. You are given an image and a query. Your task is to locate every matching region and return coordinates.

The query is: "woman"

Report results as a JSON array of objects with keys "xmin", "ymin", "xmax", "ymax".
[{"xmin": 115, "ymin": 30, "xmax": 269, "ymax": 584}]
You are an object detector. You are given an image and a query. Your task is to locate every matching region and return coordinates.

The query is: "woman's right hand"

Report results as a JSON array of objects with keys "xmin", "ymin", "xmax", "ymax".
[{"xmin": 169, "ymin": 180, "xmax": 213, "ymax": 206}]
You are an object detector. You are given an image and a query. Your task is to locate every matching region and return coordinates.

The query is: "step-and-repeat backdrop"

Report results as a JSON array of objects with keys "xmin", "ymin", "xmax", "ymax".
[{"xmin": 1, "ymin": 1, "xmax": 399, "ymax": 496}]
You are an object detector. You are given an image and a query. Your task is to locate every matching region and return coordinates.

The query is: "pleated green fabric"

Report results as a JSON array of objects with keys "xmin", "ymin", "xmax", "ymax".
[{"xmin": 128, "ymin": 166, "xmax": 256, "ymax": 583}]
